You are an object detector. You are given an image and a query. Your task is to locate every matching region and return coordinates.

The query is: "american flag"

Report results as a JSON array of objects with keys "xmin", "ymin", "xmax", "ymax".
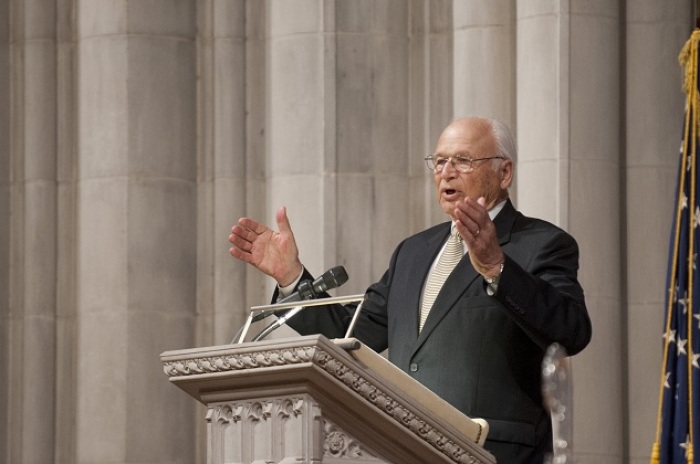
[{"xmin": 652, "ymin": 29, "xmax": 700, "ymax": 464}]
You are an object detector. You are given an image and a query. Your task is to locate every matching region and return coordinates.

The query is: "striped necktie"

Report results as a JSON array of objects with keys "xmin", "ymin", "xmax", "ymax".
[{"xmin": 419, "ymin": 229, "xmax": 463, "ymax": 332}]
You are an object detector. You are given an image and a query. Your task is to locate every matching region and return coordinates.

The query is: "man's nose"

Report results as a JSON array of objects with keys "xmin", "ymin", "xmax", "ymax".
[{"xmin": 440, "ymin": 159, "xmax": 459, "ymax": 177}]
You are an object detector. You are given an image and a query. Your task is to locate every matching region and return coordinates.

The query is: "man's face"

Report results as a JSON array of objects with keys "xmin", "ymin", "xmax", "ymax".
[{"xmin": 432, "ymin": 118, "xmax": 511, "ymax": 219}]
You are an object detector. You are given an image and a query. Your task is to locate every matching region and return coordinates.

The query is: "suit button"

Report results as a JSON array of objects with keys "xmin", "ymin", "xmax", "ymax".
[{"xmin": 409, "ymin": 363, "xmax": 418, "ymax": 372}]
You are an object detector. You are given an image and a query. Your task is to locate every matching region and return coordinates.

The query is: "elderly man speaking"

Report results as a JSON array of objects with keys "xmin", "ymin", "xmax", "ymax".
[{"xmin": 229, "ymin": 116, "xmax": 592, "ymax": 463}]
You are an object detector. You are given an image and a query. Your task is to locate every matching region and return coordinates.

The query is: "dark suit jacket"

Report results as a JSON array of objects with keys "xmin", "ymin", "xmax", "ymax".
[{"xmin": 286, "ymin": 199, "xmax": 592, "ymax": 463}]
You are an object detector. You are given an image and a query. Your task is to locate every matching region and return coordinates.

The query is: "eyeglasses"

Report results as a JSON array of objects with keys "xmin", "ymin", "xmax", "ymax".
[{"xmin": 424, "ymin": 155, "xmax": 505, "ymax": 173}]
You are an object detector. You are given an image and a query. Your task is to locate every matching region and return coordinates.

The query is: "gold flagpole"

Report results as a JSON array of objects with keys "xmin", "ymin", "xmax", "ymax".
[
  {"xmin": 685, "ymin": 28, "xmax": 700, "ymax": 463},
  {"xmin": 687, "ymin": 34, "xmax": 697, "ymax": 461},
  {"xmin": 650, "ymin": 29, "xmax": 700, "ymax": 464}
]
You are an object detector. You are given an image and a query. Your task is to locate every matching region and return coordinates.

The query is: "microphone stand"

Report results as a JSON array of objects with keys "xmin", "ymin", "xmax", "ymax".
[{"xmin": 232, "ymin": 294, "xmax": 365, "ymax": 344}]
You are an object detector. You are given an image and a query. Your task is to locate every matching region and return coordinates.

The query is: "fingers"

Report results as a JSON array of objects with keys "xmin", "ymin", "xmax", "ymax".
[
  {"xmin": 228, "ymin": 216, "xmax": 263, "ymax": 263},
  {"xmin": 229, "ymin": 227, "xmax": 251, "ymax": 250},
  {"xmin": 453, "ymin": 197, "xmax": 504, "ymax": 276},
  {"xmin": 228, "ymin": 227, "xmax": 253, "ymax": 264},
  {"xmin": 228, "ymin": 206, "xmax": 297, "ymax": 274},
  {"xmin": 230, "ymin": 207, "xmax": 291, "ymax": 242},
  {"xmin": 236, "ymin": 217, "xmax": 264, "ymax": 235},
  {"xmin": 229, "ymin": 245, "xmax": 252, "ymax": 263},
  {"xmin": 229, "ymin": 220, "xmax": 254, "ymax": 244},
  {"xmin": 454, "ymin": 197, "xmax": 488, "ymax": 239},
  {"xmin": 276, "ymin": 206, "xmax": 293, "ymax": 235}
]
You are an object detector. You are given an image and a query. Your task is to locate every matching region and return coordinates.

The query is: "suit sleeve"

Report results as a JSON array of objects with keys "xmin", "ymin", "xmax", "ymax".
[
  {"xmin": 283, "ymin": 243, "xmax": 406, "ymax": 353},
  {"xmin": 274, "ymin": 267, "xmax": 351, "ymax": 339},
  {"xmin": 494, "ymin": 228, "xmax": 592, "ymax": 356}
]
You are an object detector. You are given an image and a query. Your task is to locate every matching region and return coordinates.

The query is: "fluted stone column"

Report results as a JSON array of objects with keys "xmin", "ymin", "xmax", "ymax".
[
  {"xmin": 75, "ymin": 1, "xmax": 197, "ymax": 462},
  {"xmin": 54, "ymin": 0, "xmax": 78, "ymax": 459},
  {"xmin": 223, "ymin": 1, "xmax": 455, "ymax": 342},
  {"xmin": 335, "ymin": 0, "xmax": 414, "ymax": 283},
  {"xmin": 517, "ymin": 2, "xmax": 623, "ymax": 462},
  {"xmin": 452, "ymin": 0, "xmax": 516, "ymax": 207},
  {"xmin": 195, "ymin": 0, "xmax": 250, "ymax": 349},
  {"xmin": 260, "ymin": 1, "xmax": 413, "ymax": 294},
  {"xmin": 263, "ymin": 0, "xmax": 334, "ymax": 286},
  {"xmin": 1, "ymin": 1, "xmax": 59, "ymax": 462},
  {"xmin": 452, "ymin": 1, "xmax": 515, "ymax": 128},
  {"xmin": 625, "ymin": 2, "xmax": 692, "ymax": 463},
  {"xmin": 407, "ymin": 0, "xmax": 454, "ymax": 230},
  {"xmin": 0, "ymin": 0, "xmax": 8, "ymax": 456}
]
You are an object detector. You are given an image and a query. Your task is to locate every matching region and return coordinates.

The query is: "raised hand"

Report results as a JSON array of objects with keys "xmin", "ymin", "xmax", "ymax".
[
  {"xmin": 229, "ymin": 206, "xmax": 303, "ymax": 286},
  {"xmin": 453, "ymin": 196, "xmax": 504, "ymax": 278}
]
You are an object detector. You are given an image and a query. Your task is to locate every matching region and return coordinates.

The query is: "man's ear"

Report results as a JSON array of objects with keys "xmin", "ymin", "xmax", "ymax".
[{"xmin": 499, "ymin": 160, "xmax": 513, "ymax": 188}]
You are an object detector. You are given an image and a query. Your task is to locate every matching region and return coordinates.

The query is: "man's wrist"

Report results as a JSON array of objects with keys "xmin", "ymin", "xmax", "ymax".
[
  {"xmin": 483, "ymin": 253, "xmax": 505, "ymax": 279},
  {"xmin": 278, "ymin": 264, "xmax": 304, "ymax": 295},
  {"xmin": 484, "ymin": 261, "xmax": 504, "ymax": 296},
  {"xmin": 278, "ymin": 263, "xmax": 304, "ymax": 288},
  {"xmin": 484, "ymin": 261, "xmax": 504, "ymax": 282}
]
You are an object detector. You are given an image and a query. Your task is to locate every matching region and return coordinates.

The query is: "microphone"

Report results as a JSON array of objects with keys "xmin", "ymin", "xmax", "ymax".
[
  {"xmin": 282, "ymin": 265, "xmax": 349, "ymax": 304},
  {"xmin": 251, "ymin": 265, "xmax": 349, "ymax": 322},
  {"xmin": 250, "ymin": 266, "xmax": 351, "ymax": 342}
]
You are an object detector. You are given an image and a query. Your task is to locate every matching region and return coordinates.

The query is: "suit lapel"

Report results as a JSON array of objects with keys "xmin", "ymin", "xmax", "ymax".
[
  {"xmin": 412, "ymin": 199, "xmax": 519, "ymax": 351},
  {"xmin": 493, "ymin": 199, "xmax": 517, "ymax": 246},
  {"xmin": 402, "ymin": 223, "xmax": 452, "ymax": 340},
  {"xmin": 415, "ymin": 256, "xmax": 480, "ymax": 343}
]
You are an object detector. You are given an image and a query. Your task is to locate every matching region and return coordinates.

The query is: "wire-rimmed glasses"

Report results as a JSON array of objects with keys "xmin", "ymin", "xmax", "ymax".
[{"xmin": 424, "ymin": 155, "xmax": 505, "ymax": 173}]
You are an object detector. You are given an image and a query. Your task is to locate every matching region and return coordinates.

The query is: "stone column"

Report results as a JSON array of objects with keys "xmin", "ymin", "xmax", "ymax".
[
  {"xmin": 241, "ymin": 0, "xmax": 269, "ymax": 312},
  {"xmin": 263, "ymin": 0, "xmax": 337, "ymax": 286},
  {"xmin": 517, "ymin": 2, "xmax": 623, "ymax": 462},
  {"xmin": 1, "ymin": 0, "xmax": 59, "ymax": 462},
  {"xmin": 625, "ymin": 2, "xmax": 692, "ymax": 463},
  {"xmin": 409, "ymin": 0, "xmax": 456, "ymax": 229},
  {"xmin": 0, "ymin": 0, "xmax": 10, "ymax": 457},
  {"xmin": 333, "ymin": 0, "xmax": 412, "ymax": 284},
  {"xmin": 452, "ymin": 0, "xmax": 516, "ymax": 207},
  {"xmin": 452, "ymin": 0, "xmax": 515, "ymax": 127},
  {"xmin": 55, "ymin": 0, "xmax": 78, "ymax": 461},
  {"xmin": 0, "ymin": 0, "xmax": 12, "ymax": 460},
  {"xmin": 75, "ymin": 1, "xmax": 197, "ymax": 462},
  {"xmin": 260, "ymin": 1, "xmax": 412, "ymax": 295},
  {"xmin": 195, "ymin": 0, "xmax": 249, "ymax": 348}
]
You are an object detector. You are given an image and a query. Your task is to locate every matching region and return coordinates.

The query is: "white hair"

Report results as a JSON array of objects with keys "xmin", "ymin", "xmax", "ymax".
[
  {"xmin": 448, "ymin": 116, "xmax": 517, "ymax": 165},
  {"xmin": 488, "ymin": 118, "xmax": 517, "ymax": 163}
]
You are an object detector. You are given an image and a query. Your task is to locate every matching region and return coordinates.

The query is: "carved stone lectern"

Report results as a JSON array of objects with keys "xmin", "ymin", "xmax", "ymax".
[{"xmin": 161, "ymin": 335, "xmax": 496, "ymax": 464}]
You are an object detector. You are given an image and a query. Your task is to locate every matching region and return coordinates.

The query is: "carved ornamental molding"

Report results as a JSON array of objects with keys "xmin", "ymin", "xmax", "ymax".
[
  {"xmin": 323, "ymin": 418, "xmax": 381, "ymax": 462},
  {"xmin": 163, "ymin": 345, "xmax": 316, "ymax": 376}
]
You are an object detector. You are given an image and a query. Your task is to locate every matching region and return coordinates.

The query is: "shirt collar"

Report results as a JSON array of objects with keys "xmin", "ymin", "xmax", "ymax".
[{"xmin": 489, "ymin": 199, "xmax": 507, "ymax": 220}]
